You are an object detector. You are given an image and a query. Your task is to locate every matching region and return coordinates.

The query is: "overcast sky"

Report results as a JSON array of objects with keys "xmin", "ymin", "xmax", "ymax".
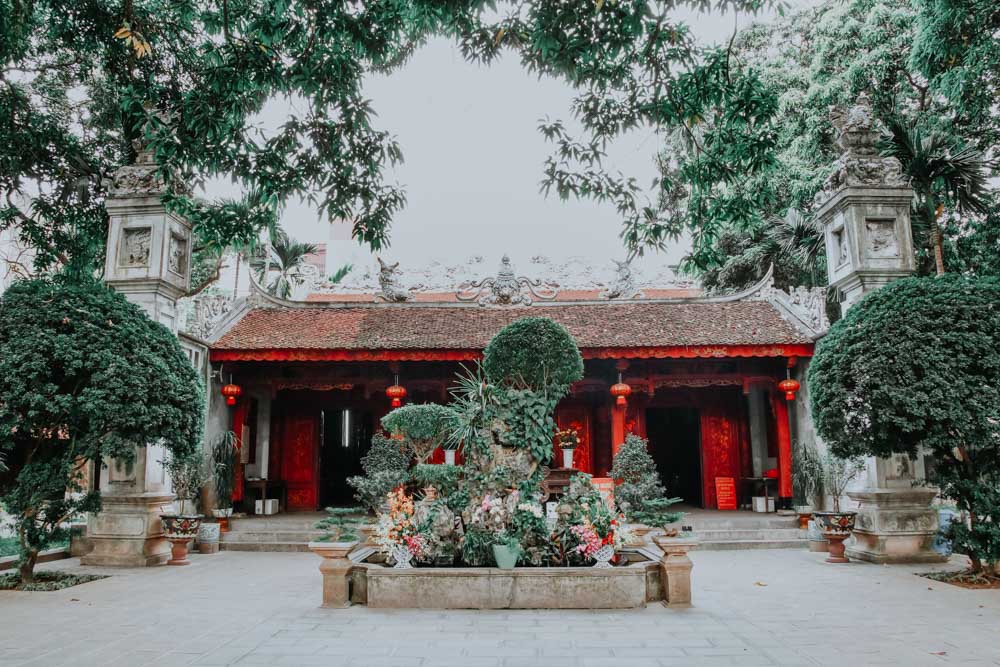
[{"xmin": 206, "ymin": 3, "xmax": 818, "ymax": 273}]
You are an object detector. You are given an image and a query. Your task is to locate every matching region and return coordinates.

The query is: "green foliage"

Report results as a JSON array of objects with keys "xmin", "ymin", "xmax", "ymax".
[
  {"xmin": 0, "ymin": 277, "xmax": 203, "ymax": 583},
  {"xmin": 381, "ymin": 403, "xmax": 452, "ymax": 462},
  {"xmin": 492, "ymin": 388, "xmax": 561, "ymax": 465},
  {"xmin": 630, "ymin": 497, "xmax": 683, "ymax": 529},
  {"xmin": 460, "ymin": 525, "xmax": 497, "ymax": 568},
  {"xmin": 164, "ymin": 450, "xmax": 210, "ymax": 513},
  {"xmin": 482, "ymin": 317, "xmax": 583, "ymax": 391},
  {"xmin": 211, "ymin": 431, "xmax": 240, "ymax": 510},
  {"xmin": 792, "ymin": 443, "xmax": 825, "ymax": 506},
  {"xmin": 314, "ymin": 507, "xmax": 364, "ymax": 542},
  {"xmin": 809, "ymin": 275, "xmax": 1000, "ymax": 566},
  {"xmin": 258, "ymin": 229, "xmax": 318, "ymax": 299},
  {"xmin": 1, "ymin": 0, "xmax": 777, "ymax": 279},
  {"xmin": 610, "ymin": 434, "xmax": 666, "ymax": 519},
  {"xmin": 411, "ymin": 463, "xmax": 462, "ymax": 497},
  {"xmin": 347, "ymin": 432, "xmax": 411, "ymax": 513}
]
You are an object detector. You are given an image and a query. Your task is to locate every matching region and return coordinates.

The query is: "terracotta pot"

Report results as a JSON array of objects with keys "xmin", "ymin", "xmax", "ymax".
[
  {"xmin": 795, "ymin": 506, "xmax": 813, "ymax": 530},
  {"xmin": 813, "ymin": 511, "xmax": 857, "ymax": 563},
  {"xmin": 167, "ymin": 536, "xmax": 194, "ymax": 565}
]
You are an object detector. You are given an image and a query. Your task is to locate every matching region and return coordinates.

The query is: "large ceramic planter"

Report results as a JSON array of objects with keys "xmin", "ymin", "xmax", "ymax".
[
  {"xmin": 309, "ymin": 541, "xmax": 359, "ymax": 608},
  {"xmin": 493, "ymin": 544, "xmax": 521, "ymax": 570},
  {"xmin": 197, "ymin": 522, "xmax": 221, "ymax": 554},
  {"xmin": 161, "ymin": 515, "xmax": 202, "ymax": 566},
  {"xmin": 814, "ymin": 511, "xmax": 857, "ymax": 563},
  {"xmin": 795, "ymin": 506, "xmax": 813, "ymax": 530}
]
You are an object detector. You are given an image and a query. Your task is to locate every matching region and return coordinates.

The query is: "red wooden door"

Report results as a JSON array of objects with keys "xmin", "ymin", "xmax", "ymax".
[
  {"xmin": 700, "ymin": 403, "xmax": 742, "ymax": 509},
  {"xmin": 282, "ymin": 414, "xmax": 319, "ymax": 510}
]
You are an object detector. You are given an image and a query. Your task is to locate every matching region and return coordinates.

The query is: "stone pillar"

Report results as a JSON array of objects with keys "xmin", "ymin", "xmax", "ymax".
[
  {"xmin": 652, "ymin": 536, "xmax": 698, "ymax": 608},
  {"xmin": 813, "ymin": 94, "xmax": 942, "ymax": 564},
  {"xmin": 82, "ymin": 138, "xmax": 194, "ymax": 567},
  {"xmin": 309, "ymin": 542, "xmax": 357, "ymax": 608}
]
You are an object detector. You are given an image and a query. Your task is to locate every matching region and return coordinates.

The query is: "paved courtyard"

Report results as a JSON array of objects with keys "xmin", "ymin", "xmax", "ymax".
[{"xmin": 1, "ymin": 549, "xmax": 997, "ymax": 666}]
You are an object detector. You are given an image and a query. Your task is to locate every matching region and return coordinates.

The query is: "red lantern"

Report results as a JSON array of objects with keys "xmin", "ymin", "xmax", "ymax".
[
  {"xmin": 778, "ymin": 378, "xmax": 800, "ymax": 401},
  {"xmin": 386, "ymin": 383, "xmax": 407, "ymax": 408},
  {"xmin": 221, "ymin": 383, "xmax": 242, "ymax": 406},
  {"xmin": 610, "ymin": 381, "xmax": 631, "ymax": 407}
]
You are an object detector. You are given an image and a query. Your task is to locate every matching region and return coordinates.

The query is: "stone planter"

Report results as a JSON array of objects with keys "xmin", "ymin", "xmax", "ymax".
[
  {"xmin": 309, "ymin": 541, "xmax": 359, "ymax": 608},
  {"xmin": 652, "ymin": 535, "xmax": 698, "ymax": 608},
  {"xmin": 358, "ymin": 523, "xmax": 377, "ymax": 547},
  {"xmin": 814, "ymin": 511, "xmax": 856, "ymax": 563},
  {"xmin": 161, "ymin": 515, "xmax": 202, "ymax": 566},
  {"xmin": 845, "ymin": 489, "xmax": 947, "ymax": 564}
]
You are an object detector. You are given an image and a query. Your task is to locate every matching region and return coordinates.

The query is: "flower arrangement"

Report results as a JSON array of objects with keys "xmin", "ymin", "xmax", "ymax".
[
  {"xmin": 555, "ymin": 428, "xmax": 579, "ymax": 449},
  {"xmin": 375, "ymin": 488, "xmax": 419, "ymax": 557}
]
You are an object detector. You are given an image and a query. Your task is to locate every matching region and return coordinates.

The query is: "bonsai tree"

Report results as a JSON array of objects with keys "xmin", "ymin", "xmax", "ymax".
[
  {"xmin": 315, "ymin": 507, "xmax": 364, "ymax": 542},
  {"xmin": 482, "ymin": 316, "xmax": 584, "ymax": 391},
  {"xmin": 211, "ymin": 431, "xmax": 240, "ymax": 512},
  {"xmin": 0, "ymin": 277, "xmax": 203, "ymax": 584},
  {"xmin": 347, "ymin": 432, "xmax": 411, "ymax": 513},
  {"xmin": 814, "ymin": 451, "xmax": 866, "ymax": 513},
  {"xmin": 381, "ymin": 403, "xmax": 452, "ymax": 463},
  {"xmin": 631, "ymin": 497, "xmax": 683, "ymax": 531},
  {"xmin": 165, "ymin": 451, "xmax": 210, "ymax": 516},
  {"xmin": 610, "ymin": 434, "xmax": 667, "ymax": 518},
  {"xmin": 809, "ymin": 275, "xmax": 1000, "ymax": 572}
]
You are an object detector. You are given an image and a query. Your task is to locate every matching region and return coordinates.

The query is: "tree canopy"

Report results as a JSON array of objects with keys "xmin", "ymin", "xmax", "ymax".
[
  {"xmin": 0, "ymin": 276, "xmax": 204, "ymax": 581},
  {"xmin": 1, "ymin": 0, "xmax": 776, "ymax": 280},
  {"xmin": 808, "ymin": 275, "xmax": 1000, "ymax": 570}
]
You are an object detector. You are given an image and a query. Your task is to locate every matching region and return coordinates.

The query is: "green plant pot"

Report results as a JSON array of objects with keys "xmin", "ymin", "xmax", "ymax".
[{"xmin": 492, "ymin": 544, "xmax": 520, "ymax": 569}]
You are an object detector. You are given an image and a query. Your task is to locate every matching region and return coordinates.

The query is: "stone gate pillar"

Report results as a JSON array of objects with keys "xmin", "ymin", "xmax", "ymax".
[
  {"xmin": 81, "ymin": 139, "xmax": 194, "ymax": 567},
  {"xmin": 813, "ymin": 94, "xmax": 944, "ymax": 564}
]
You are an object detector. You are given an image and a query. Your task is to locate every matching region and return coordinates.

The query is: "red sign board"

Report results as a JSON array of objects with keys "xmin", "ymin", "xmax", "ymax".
[{"xmin": 715, "ymin": 477, "xmax": 737, "ymax": 511}]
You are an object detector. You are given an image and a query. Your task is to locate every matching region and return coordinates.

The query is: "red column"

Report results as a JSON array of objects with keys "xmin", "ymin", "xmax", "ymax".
[
  {"xmin": 611, "ymin": 403, "xmax": 626, "ymax": 456},
  {"xmin": 771, "ymin": 391, "xmax": 793, "ymax": 499},
  {"xmin": 231, "ymin": 400, "xmax": 248, "ymax": 503}
]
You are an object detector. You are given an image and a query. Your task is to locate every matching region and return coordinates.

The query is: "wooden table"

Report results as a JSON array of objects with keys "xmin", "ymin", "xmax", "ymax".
[{"xmin": 244, "ymin": 479, "xmax": 287, "ymax": 514}]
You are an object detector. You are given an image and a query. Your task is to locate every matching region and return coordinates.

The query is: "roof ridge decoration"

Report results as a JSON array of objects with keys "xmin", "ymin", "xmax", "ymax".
[
  {"xmin": 600, "ymin": 259, "xmax": 644, "ymax": 300},
  {"xmin": 728, "ymin": 264, "xmax": 829, "ymax": 339},
  {"xmin": 376, "ymin": 257, "xmax": 413, "ymax": 302},
  {"xmin": 456, "ymin": 254, "xmax": 559, "ymax": 306}
]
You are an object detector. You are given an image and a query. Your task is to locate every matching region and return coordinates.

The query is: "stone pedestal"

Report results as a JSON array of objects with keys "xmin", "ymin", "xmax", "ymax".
[
  {"xmin": 653, "ymin": 536, "xmax": 698, "ymax": 608},
  {"xmin": 846, "ymin": 488, "xmax": 946, "ymax": 564},
  {"xmin": 81, "ymin": 491, "xmax": 174, "ymax": 567},
  {"xmin": 309, "ymin": 542, "xmax": 358, "ymax": 608}
]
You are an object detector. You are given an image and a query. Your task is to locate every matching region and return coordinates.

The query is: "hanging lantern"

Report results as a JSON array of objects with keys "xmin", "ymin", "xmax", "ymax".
[
  {"xmin": 221, "ymin": 383, "xmax": 242, "ymax": 406},
  {"xmin": 386, "ymin": 375, "xmax": 407, "ymax": 408},
  {"xmin": 610, "ymin": 373, "xmax": 631, "ymax": 407},
  {"xmin": 777, "ymin": 378, "xmax": 800, "ymax": 401}
]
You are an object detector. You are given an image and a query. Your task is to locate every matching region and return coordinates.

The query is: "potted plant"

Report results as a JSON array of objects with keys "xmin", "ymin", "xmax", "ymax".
[
  {"xmin": 812, "ymin": 451, "xmax": 866, "ymax": 563},
  {"xmin": 555, "ymin": 428, "xmax": 579, "ymax": 469},
  {"xmin": 631, "ymin": 497, "xmax": 684, "ymax": 540},
  {"xmin": 211, "ymin": 430, "xmax": 240, "ymax": 531},
  {"xmin": 492, "ymin": 533, "xmax": 521, "ymax": 570},
  {"xmin": 161, "ymin": 451, "xmax": 209, "ymax": 566},
  {"xmin": 793, "ymin": 445, "xmax": 824, "ymax": 530}
]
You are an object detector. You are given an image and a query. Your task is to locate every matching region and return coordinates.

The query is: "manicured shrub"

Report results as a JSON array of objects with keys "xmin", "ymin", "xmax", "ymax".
[
  {"xmin": 482, "ymin": 317, "xmax": 584, "ymax": 390},
  {"xmin": 808, "ymin": 275, "xmax": 1000, "ymax": 571},
  {"xmin": 347, "ymin": 432, "xmax": 411, "ymax": 513},
  {"xmin": 610, "ymin": 434, "xmax": 667, "ymax": 518},
  {"xmin": 381, "ymin": 403, "xmax": 453, "ymax": 462},
  {"xmin": 0, "ymin": 277, "xmax": 204, "ymax": 584}
]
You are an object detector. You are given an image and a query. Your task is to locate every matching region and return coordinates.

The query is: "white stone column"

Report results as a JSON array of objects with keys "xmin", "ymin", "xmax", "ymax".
[
  {"xmin": 82, "ymin": 141, "xmax": 194, "ymax": 567},
  {"xmin": 814, "ymin": 94, "xmax": 943, "ymax": 564}
]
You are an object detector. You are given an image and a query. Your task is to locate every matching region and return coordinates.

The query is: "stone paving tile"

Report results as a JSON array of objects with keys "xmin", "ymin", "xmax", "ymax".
[{"xmin": 1, "ymin": 550, "xmax": 997, "ymax": 666}]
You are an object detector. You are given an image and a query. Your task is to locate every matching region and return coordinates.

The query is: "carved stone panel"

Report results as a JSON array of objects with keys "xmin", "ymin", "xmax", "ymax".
[
  {"xmin": 864, "ymin": 219, "xmax": 899, "ymax": 259},
  {"xmin": 119, "ymin": 227, "xmax": 152, "ymax": 267},
  {"xmin": 168, "ymin": 232, "xmax": 188, "ymax": 276}
]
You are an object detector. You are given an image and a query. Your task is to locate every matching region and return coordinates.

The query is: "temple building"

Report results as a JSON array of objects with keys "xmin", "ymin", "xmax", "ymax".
[{"xmin": 193, "ymin": 255, "xmax": 829, "ymax": 513}]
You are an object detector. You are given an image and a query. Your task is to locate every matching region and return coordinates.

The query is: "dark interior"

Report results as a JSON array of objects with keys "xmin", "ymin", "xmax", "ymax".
[
  {"xmin": 645, "ymin": 407, "xmax": 702, "ymax": 506},
  {"xmin": 319, "ymin": 406, "xmax": 376, "ymax": 507}
]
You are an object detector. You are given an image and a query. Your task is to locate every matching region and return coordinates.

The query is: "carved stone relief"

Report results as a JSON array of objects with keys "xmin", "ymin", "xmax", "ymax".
[
  {"xmin": 168, "ymin": 233, "xmax": 188, "ymax": 276},
  {"xmin": 865, "ymin": 219, "xmax": 900, "ymax": 258},
  {"xmin": 119, "ymin": 227, "xmax": 152, "ymax": 267},
  {"xmin": 376, "ymin": 257, "xmax": 412, "ymax": 302},
  {"xmin": 456, "ymin": 255, "xmax": 558, "ymax": 306},
  {"xmin": 600, "ymin": 259, "xmax": 644, "ymax": 300}
]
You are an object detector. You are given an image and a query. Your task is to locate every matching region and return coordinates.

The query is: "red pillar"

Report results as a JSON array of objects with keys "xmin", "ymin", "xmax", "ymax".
[
  {"xmin": 771, "ymin": 391, "xmax": 793, "ymax": 500},
  {"xmin": 611, "ymin": 402, "xmax": 626, "ymax": 456},
  {"xmin": 231, "ymin": 400, "xmax": 248, "ymax": 503}
]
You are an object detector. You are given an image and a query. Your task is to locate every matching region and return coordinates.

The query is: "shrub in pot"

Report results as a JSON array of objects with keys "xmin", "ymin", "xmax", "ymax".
[
  {"xmin": 811, "ymin": 451, "xmax": 866, "ymax": 563},
  {"xmin": 161, "ymin": 451, "xmax": 209, "ymax": 565}
]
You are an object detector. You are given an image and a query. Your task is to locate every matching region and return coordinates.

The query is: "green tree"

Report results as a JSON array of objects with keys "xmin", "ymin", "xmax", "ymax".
[
  {"xmin": 808, "ymin": 276, "xmax": 1000, "ymax": 572},
  {"xmin": 2, "ymin": 0, "xmax": 780, "ymax": 278},
  {"xmin": 259, "ymin": 229, "xmax": 317, "ymax": 299},
  {"xmin": 0, "ymin": 277, "xmax": 204, "ymax": 583}
]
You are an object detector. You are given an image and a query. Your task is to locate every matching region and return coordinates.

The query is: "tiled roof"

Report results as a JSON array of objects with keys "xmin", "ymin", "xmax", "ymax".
[
  {"xmin": 212, "ymin": 301, "xmax": 812, "ymax": 353},
  {"xmin": 302, "ymin": 288, "xmax": 703, "ymax": 303}
]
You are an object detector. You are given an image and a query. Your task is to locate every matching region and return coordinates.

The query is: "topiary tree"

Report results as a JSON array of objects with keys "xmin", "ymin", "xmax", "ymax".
[
  {"xmin": 808, "ymin": 275, "xmax": 1000, "ymax": 572},
  {"xmin": 482, "ymin": 317, "xmax": 584, "ymax": 390},
  {"xmin": 347, "ymin": 432, "xmax": 411, "ymax": 513},
  {"xmin": 381, "ymin": 403, "xmax": 453, "ymax": 463},
  {"xmin": 0, "ymin": 277, "xmax": 204, "ymax": 584},
  {"xmin": 610, "ymin": 434, "xmax": 667, "ymax": 518}
]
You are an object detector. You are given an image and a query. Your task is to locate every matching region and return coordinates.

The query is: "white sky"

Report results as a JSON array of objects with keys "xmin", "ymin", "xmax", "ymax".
[{"xmin": 204, "ymin": 3, "xmax": 817, "ymax": 273}]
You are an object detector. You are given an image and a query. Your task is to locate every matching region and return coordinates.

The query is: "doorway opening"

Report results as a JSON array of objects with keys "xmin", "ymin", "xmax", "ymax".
[
  {"xmin": 319, "ymin": 407, "xmax": 376, "ymax": 507},
  {"xmin": 645, "ymin": 407, "xmax": 702, "ymax": 506}
]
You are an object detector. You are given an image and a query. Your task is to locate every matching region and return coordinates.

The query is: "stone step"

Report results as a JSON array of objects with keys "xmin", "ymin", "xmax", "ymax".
[
  {"xmin": 698, "ymin": 539, "xmax": 808, "ymax": 551},
  {"xmin": 220, "ymin": 541, "xmax": 312, "ymax": 553},
  {"xmin": 681, "ymin": 517, "xmax": 799, "ymax": 530},
  {"xmin": 220, "ymin": 530, "xmax": 328, "ymax": 543},
  {"xmin": 693, "ymin": 528, "xmax": 805, "ymax": 541}
]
